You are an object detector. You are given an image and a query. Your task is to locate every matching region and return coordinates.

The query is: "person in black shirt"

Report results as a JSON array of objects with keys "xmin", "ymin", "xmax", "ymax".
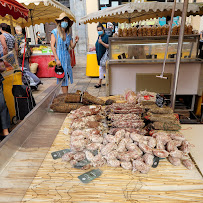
[{"xmin": 35, "ymin": 31, "xmax": 43, "ymax": 45}]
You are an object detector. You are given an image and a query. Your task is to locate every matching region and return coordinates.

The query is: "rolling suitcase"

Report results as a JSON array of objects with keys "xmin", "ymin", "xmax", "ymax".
[{"xmin": 12, "ymin": 84, "xmax": 36, "ymax": 120}]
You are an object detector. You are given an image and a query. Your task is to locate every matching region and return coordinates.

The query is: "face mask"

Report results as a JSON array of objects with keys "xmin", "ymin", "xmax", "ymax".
[
  {"xmin": 61, "ymin": 21, "xmax": 69, "ymax": 29},
  {"xmin": 37, "ymin": 33, "xmax": 40, "ymax": 36},
  {"xmin": 98, "ymin": 31, "xmax": 103, "ymax": 36}
]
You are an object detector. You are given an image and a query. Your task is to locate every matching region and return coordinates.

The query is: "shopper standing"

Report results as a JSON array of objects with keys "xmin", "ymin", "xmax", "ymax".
[
  {"xmin": 15, "ymin": 26, "xmax": 31, "ymax": 71},
  {"xmin": 95, "ymin": 23, "xmax": 109, "ymax": 88},
  {"xmin": 0, "ymin": 23, "xmax": 15, "ymax": 55},
  {"xmin": 199, "ymin": 30, "xmax": 203, "ymax": 59},
  {"xmin": 0, "ymin": 43, "xmax": 10, "ymax": 140},
  {"xmin": 51, "ymin": 13, "xmax": 79, "ymax": 94},
  {"xmin": 35, "ymin": 31, "xmax": 43, "ymax": 45}
]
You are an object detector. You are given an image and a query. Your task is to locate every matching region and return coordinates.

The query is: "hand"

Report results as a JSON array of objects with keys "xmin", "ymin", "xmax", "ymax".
[
  {"xmin": 75, "ymin": 36, "xmax": 79, "ymax": 43},
  {"xmin": 98, "ymin": 36, "xmax": 102, "ymax": 44},
  {"xmin": 56, "ymin": 59, "xmax": 61, "ymax": 66}
]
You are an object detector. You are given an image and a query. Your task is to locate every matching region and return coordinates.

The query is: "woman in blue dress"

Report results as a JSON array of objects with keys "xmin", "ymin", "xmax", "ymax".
[{"xmin": 51, "ymin": 13, "xmax": 79, "ymax": 93}]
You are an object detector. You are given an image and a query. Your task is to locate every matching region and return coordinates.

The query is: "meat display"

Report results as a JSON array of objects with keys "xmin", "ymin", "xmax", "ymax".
[{"xmin": 61, "ymin": 91, "xmax": 195, "ymax": 174}]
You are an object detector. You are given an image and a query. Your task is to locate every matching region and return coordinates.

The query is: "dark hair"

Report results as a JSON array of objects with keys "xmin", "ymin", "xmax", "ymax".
[
  {"xmin": 0, "ymin": 23, "xmax": 10, "ymax": 32},
  {"xmin": 36, "ymin": 31, "xmax": 40, "ymax": 35},
  {"xmin": 97, "ymin": 23, "xmax": 105, "ymax": 30}
]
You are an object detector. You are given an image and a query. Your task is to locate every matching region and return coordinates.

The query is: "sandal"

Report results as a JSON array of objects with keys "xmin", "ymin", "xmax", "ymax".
[{"xmin": 94, "ymin": 84, "xmax": 101, "ymax": 88}]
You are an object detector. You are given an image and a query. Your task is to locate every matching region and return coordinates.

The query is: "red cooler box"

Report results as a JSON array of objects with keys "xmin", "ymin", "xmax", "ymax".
[{"xmin": 30, "ymin": 54, "xmax": 55, "ymax": 78}]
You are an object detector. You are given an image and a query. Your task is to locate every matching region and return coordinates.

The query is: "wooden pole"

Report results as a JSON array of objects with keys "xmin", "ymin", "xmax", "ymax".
[{"xmin": 9, "ymin": 15, "xmax": 19, "ymax": 69}]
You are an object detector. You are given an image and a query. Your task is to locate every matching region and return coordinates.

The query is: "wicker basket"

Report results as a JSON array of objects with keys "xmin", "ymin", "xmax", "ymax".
[
  {"xmin": 30, "ymin": 63, "xmax": 38, "ymax": 74},
  {"xmin": 65, "ymin": 93, "xmax": 81, "ymax": 103}
]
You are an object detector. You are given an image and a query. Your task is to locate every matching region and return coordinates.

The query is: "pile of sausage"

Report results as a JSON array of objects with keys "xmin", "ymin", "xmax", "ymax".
[{"xmin": 62, "ymin": 102, "xmax": 194, "ymax": 173}]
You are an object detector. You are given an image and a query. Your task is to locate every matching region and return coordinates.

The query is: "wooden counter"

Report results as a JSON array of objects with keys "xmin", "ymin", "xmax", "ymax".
[{"xmin": 22, "ymin": 114, "xmax": 203, "ymax": 203}]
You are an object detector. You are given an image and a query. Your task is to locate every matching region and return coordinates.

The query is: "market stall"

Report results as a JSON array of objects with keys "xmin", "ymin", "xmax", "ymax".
[{"xmin": 80, "ymin": 2, "xmax": 203, "ymax": 111}]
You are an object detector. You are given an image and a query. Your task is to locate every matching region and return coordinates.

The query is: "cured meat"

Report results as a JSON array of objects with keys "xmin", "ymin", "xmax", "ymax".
[
  {"xmin": 70, "ymin": 105, "xmax": 102, "ymax": 119},
  {"xmin": 108, "ymin": 128, "xmax": 146, "ymax": 135},
  {"xmin": 108, "ymin": 113, "xmax": 140, "ymax": 121},
  {"xmin": 180, "ymin": 140, "xmax": 191, "ymax": 154},
  {"xmin": 129, "ymin": 150, "xmax": 143, "ymax": 159},
  {"xmin": 70, "ymin": 159, "xmax": 78, "ymax": 167},
  {"xmin": 169, "ymin": 132, "xmax": 185, "ymax": 141},
  {"xmin": 123, "ymin": 137, "xmax": 133, "ymax": 144},
  {"xmin": 149, "ymin": 106, "xmax": 173, "ymax": 114},
  {"xmin": 139, "ymin": 142, "xmax": 153, "ymax": 154},
  {"xmin": 105, "ymin": 134, "xmax": 117, "ymax": 143},
  {"xmin": 104, "ymin": 150, "xmax": 118, "ymax": 160},
  {"xmin": 168, "ymin": 156, "xmax": 181, "ymax": 166},
  {"xmin": 143, "ymin": 153, "xmax": 154, "ymax": 166},
  {"xmin": 92, "ymin": 154, "xmax": 106, "ymax": 167},
  {"xmin": 86, "ymin": 143, "xmax": 101, "ymax": 151},
  {"xmin": 85, "ymin": 150, "xmax": 94, "ymax": 162},
  {"xmin": 155, "ymin": 133, "xmax": 171, "ymax": 145},
  {"xmin": 170, "ymin": 150, "xmax": 183, "ymax": 159},
  {"xmin": 62, "ymin": 152, "xmax": 74, "ymax": 162},
  {"xmin": 90, "ymin": 135, "xmax": 103, "ymax": 143},
  {"xmin": 73, "ymin": 115, "xmax": 104, "ymax": 124},
  {"xmin": 126, "ymin": 143, "xmax": 139, "ymax": 151},
  {"xmin": 132, "ymin": 159, "xmax": 150, "ymax": 174},
  {"xmin": 156, "ymin": 140, "xmax": 165, "ymax": 150},
  {"xmin": 130, "ymin": 133, "xmax": 143, "ymax": 142},
  {"xmin": 124, "ymin": 132, "xmax": 130, "ymax": 138},
  {"xmin": 71, "ymin": 139, "xmax": 87, "ymax": 152},
  {"xmin": 107, "ymin": 159, "xmax": 120, "ymax": 167},
  {"xmin": 117, "ymin": 152, "xmax": 131, "ymax": 162},
  {"xmin": 166, "ymin": 140, "xmax": 178, "ymax": 152},
  {"xmin": 110, "ymin": 120, "xmax": 144, "ymax": 129},
  {"xmin": 153, "ymin": 121, "xmax": 181, "ymax": 131},
  {"xmin": 121, "ymin": 161, "xmax": 133, "ymax": 170},
  {"xmin": 73, "ymin": 152, "xmax": 86, "ymax": 162},
  {"xmin": 102, "ymin": 138, "xmax": 109, "ymax": 145},
  {"xmin": 117, "ymin": 139, "xmax": 127, "ymax": 153},
  {"xmin": 153, "ymin": 149, "xmax": 169, "ymax": 158},
  {"xmin": 148, "ymin": 137, "xmax": 156, "ymax": 148},
  {"xmin": 83, "ymin": 92, "xmax": 105, "ymax": 105},
  {"xmin": 114, "ymin": 129, "xmax": 125, "ymax": 143},
  {"xmin": 71, "ymin": 120, "xmax": 103, "ymax": 130},
  {"xmin": 147, "ymin": 112, "xmax": 177, "ymax": 123},
  {"xmin": 101, "ymin": 143, "xmax": 117, "ymax": 156},
  {"xmin": 182, "ymin": 159, "xmax": 194, "ymax": 170}
]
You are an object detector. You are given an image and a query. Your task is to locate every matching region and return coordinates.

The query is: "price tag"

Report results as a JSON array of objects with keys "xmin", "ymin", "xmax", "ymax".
[
  {"xmin": 74, "ymin": 158, "xmax": 91, "ymax": 169},
  {"xmin": 51, "ymin": 149, "xmax": 71, "ymax": 160},
  {"xmin": 156, "ymin": 94, "xmax": 165, "ymax": 107},
  {"xmin": 78, "ymin": 169, "xmax": 102, "ymax": 184},
  {"xmin": 152, "ymin": 156, "xmax": 165, "ymax": 168}
]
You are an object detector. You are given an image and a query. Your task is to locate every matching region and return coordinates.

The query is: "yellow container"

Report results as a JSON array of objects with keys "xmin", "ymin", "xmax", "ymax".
[
  {"xmin": 86, "ymin": 52, "xmax": 99, "ymax": 77},
  {"xmin": 2, "ymin": 70, "xmax": 22, "ymax": 123}
]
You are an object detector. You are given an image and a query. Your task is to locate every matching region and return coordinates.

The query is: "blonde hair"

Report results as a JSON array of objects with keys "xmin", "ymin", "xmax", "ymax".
[{"xmin": 15, "ymin": 25, "xmax": 22, "ymax": 33}]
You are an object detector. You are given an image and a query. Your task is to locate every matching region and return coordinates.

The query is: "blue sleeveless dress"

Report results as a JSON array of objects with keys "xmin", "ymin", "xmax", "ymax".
[{"xmin": 51, "ymin": 28, "xmax": 73, "ymax": 86}]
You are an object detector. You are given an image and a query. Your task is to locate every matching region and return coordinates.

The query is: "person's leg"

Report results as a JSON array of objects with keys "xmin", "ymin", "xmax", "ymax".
[
  {"xmin": 62, "ymin": 86, "xmax": 68, "ymax": 94},
  {"xmin": 24, "ymin": 58, "xmax": 30, "ymax": 71},
  {"xmin": 18, "ymin": 57, "xmax": 22, "ymax": 67},
  {"xmin": 3, "ymin": 129, "xmax": 9, "ymax": 136},
  {"xmin": 95, "ymin": 66, "xmax": 105, "ymax": 88}
]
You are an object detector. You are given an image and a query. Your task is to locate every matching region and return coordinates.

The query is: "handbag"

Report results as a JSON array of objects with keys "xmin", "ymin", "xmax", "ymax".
[
  {"xmin": 54, "ymin": 65, "xmax": 64, "ymax": 79},
  {"xmin": 100, "ymin": 49, "xmax": 109, "ymax": 67}
]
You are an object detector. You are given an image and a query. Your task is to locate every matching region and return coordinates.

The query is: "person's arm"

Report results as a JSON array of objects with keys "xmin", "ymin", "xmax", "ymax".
[
  {"xmin": 70, "ymin": 36, "xmax": 79, "ymax": 49},
  {"xmin": 50, "ymin": 33, "xmax": 61, "ymax": 66},
  {"xmin": 35, "ymin": 37, "xmax": 38, "ymax": 45},
  {"xmin": 0, "ymin": 35, "xmax": 8, "ymax": 55},
  {"xmin": 98, "ymin": 36, "xmax": 109, "ymax": 49}
]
